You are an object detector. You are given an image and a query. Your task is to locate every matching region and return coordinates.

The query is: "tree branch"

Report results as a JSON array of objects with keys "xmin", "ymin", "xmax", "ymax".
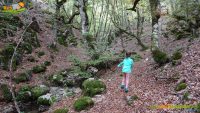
[
  {"xmin": 126, "ymin": 0, "xmax": 141, "ymax": 12},
  {"xmin": 8, "ymin": 21, "xmax": 33, "ymax": 113},
  {"xmin": 67, "ymin": 11, "xmax": 80, "ymax": 24}
]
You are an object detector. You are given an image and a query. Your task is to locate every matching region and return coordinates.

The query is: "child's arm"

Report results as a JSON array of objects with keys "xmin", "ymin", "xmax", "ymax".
[{"xmin": 117, "ymin": 61, "xmax": 123, "ymax": 67}]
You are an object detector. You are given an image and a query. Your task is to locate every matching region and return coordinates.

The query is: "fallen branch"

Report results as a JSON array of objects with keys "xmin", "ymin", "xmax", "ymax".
[{"xmin": 8, "ymin": 21, "xmax": 33, "ymax": 113}]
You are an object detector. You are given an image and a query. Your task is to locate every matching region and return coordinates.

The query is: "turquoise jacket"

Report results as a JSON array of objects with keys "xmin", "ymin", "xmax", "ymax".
[{"xmin": 118, "ymin": 57, "xmax": 134, "ymax": 73}]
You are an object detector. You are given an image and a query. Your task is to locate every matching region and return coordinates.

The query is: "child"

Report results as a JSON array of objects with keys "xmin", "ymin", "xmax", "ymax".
[{"xmin": 118, "ymin": 52, "xmax": 134, "ymax": 93}]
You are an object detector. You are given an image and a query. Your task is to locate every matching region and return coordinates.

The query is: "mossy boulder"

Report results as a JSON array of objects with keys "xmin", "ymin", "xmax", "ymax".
[
  {"xmin": 16, "ymin": 85, "xmax": 32, "ymax": 102},
  {"xmin": 32, "ymin": 64, "xmax": 46, "ymax": 73},
  {"xmin": 82, "ymin": 79, "xmax": 106, "ymax": 97},
  {"xmin": 14, "ymin": 71, "xmax": 32, "ymax": 84},
  {"xmin": 152, "ymin": 49, "xmax": 169, "ymax": 66},
  {"xmin": 51, "ymin": 74, "xmax": 64, "ymax": 85},
  {"xmin": 172, "ymin": 51, "xmax": 182, "ymax": 60},
  {"xmin": 0, "ymin": 84, "xmax": 12, "ymax": 101},
  {"xmin": 73, "ymin": 96, "xmax": 94, "ymax": 111},
  {"xmin": 175, "ymin": 83, "xmax": 187, "ymax": 91},
  {"xmin": 37, "ymin": 93, "xmax": 56, "ymax": 105},
  {"xmin": 53, "ymin": 108, "xmax": 69, "ymax": 113},
  {"xmin": 31, "ymin": 85, "xmax": 49, "ymax": 99}
]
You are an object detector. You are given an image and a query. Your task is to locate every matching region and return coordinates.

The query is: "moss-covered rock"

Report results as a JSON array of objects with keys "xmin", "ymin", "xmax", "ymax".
[
  {"xmin": 0, "ymin": 84, "xmax": 12, "ymax": 101},
  {"xmin": 53, "ymin": 108, "xmax": 69, "ymax": 113},
  {"xmin": 175, "ymin": 83, "xmax": 187, "ymax": 91},
  {"xmin": 73, "ymin": 96, "xmax": 94, "ymax": 111},
  {"xmin": 51, "ymin": 74, "xmax": 64, "ymax": 85},
  {"xmin": 152, "ymin": 49, "xmax": 169, "ymax": 66},
  {"xmin": 16, "ymin": 85, "xmax": 32, "ymax": 102},
  {"xmin": 37, "ymin": 93, "xmax": 56, "ymax": 105},
  {"xmin": 172, "ymin": 51, "xmax": 182, "ymax": 60},
  {"xmin": 31, "ymin": 85, "xmax": 49, "ymax": 99},
  {"xmin": 32, "ymin": 64, "xmax": 46, "ymax": 73},
  {"xmin": 82, "ymin": 79, "xmax": 106, "ymax": 97},
  {"xmin": 14, "ymin": 71, "xmax": 32, "ymax": 84}
]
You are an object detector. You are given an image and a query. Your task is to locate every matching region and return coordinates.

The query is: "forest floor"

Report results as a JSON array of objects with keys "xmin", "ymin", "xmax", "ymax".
[{"xmin": 0, "ymin": 9, "xmax": 200, "ymax": 113}]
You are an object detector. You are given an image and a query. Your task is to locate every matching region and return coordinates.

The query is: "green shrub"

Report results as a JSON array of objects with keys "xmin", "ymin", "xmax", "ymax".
[
  {"xmin": 172, "ymin": 51, "xmax": 182, "ymax": 60},
  {"xmin": 53, "ymin": 108, "xmax": 69, "ymax": 113},
  {"xmin": 32, "ymin": 64, "xmax": 46, "ymax": 73},
  {"xmin": 31, "ymin": 86, "xmax": 49, "ymax": 99},
  {"xmin": 131, "ymin": 54, "xmax": 142, "ymax": 62},
  {"xmin": 74, "ymin": 96, "xmax": 94, "ymax": 111},
  {"xmin": 0, "ymin": 84, "xmax": 12, "ymax": 101},
  {"xmin": 152, "ymin": 49, "xmax": 169, "ymax": 65},
  {"xmin": 38, "ymin": 51, "xmax": 45, "ymax": 57},
  {"xmin": 82, "ymin": 79, "xmax": 106, "ymax": 97},
  {"xmin": 14, "ymin": 71, "xmax": 32, "ymax": 83},
  {"xmin": 175, "ymin": 83, "xmax": 187, "ymax": 91}
]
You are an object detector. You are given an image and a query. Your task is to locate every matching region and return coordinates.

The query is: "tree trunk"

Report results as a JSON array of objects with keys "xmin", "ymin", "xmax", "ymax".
[
  {"xmin": 78, "ymin": 0, "xmax": 89, "ymax": 34},
  {"xmin": 149, "ymin": 0, "xmax": 160, "ymax": 51}
]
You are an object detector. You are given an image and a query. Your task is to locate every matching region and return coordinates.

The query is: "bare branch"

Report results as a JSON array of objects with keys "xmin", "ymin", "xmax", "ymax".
[{"xmin": 8, "ymin": 21, "xmax": 33, "ymax": 113}]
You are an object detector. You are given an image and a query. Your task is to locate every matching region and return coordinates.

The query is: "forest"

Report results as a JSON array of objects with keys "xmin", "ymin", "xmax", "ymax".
[{"xmin": 0, "ymin": 0, "xmax": 200, "ymax": 113}]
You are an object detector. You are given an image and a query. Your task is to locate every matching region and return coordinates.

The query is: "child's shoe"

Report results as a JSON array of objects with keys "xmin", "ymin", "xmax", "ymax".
[
  {"xmin": 120, "ymin": 84, "xmax": 125, "ymax": 89},
  {"xmin": 124, "ymin": 88, "xmax": 128, "ymax": 93}
]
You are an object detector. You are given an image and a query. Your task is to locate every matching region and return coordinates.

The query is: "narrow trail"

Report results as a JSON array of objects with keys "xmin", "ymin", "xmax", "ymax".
[{"xmin": 85, "ymin": 60, "xmax": 175, "ymax": 113}]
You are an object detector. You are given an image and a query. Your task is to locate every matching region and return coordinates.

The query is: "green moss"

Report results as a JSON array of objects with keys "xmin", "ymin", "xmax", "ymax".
[
  {"xmin": 14, "ymin": 71, "xmax": 32, "ymax": 84},
  {"xmin": 51, "ymin": 74, "xmax": 64, "ymax": 85},
  {"xmin": 53, "ymin": 108, "xmax": 69, "ymax": 113},
  {"xmin": 82, "ymin": 79, "xmax": 106, "ymax": 97},
  {"xmin": 152, "ymin": 49, "xmax": 169, "ymax": 66},
  {"xmin": 38, "ymin": 51, "xmax": 45, "ymax": 57},
  {"xmin": 37, "ymin": 94, "xmax": 56, "ymax": 105},
  {"xmin": 0, "ymin": 84, "xmax": 12, "ymax": 101},
  {"xmin": 74, "ymin": 96, "xmax": 94, "ymax": 111},
  {"xmin": 16, "ymin": 85, "xmax": 32, "ymax": 102},
  {"xmin": 172, "ymin": 51, "xmax": 182, "ymax": 60},
  {"xmin": 31, "ymin": 86, "xmax": 49, "ymax": 99},
  {"xmin": 32, "ymin": 64, "xmax": 46, "ymax": 73},
  {"xmin": 175, "ymin": 83, "xmax": 187, "ymax": 91}
]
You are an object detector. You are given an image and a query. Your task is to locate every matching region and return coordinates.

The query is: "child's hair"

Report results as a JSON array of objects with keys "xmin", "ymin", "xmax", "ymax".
[{"xmin": 126, "ymin": 52, "xmax": 131, "ymax": 58}]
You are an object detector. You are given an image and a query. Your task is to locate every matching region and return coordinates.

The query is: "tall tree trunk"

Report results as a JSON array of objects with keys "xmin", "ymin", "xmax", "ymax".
[
  {"xmin": 149, "ymin": 0, "xmax": 160, "ymax": 51},
  {"xmin": 78, "ymin": 0, "xmax": 89, "ymax": 34},
  {"xmin": 53, "ymin": 0, "xmax": 66, "ymax": 45}
]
